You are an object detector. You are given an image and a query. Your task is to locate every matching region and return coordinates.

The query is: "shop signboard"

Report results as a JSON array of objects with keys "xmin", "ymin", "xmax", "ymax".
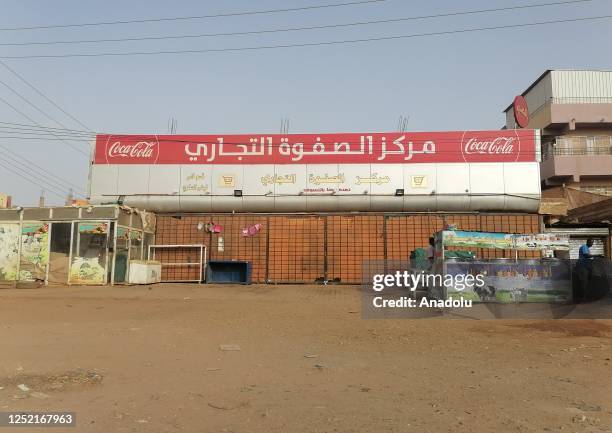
[
  {"xmin": 442, "ymin": 231, "xmax": 570, "ymax": 251},
  {"xmin": 513, "ymin": 233, "xmax": 570, "ymax": 251},
  {"xmin": 442, "ymin": 231, "xmax": 514, "ymax": 250},
  {"xmin": 90, "ymin": 130, "xmax": 540, "ymax": 212},
  {"xmin": 94, "ymin": 130, "xmax": 537, "ymax": 165}
]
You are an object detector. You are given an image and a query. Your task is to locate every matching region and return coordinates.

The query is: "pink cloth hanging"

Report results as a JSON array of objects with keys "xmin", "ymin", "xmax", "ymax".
[{"xmin": 241, "ymin": 223, "xmax": 263, "ymax": 237}]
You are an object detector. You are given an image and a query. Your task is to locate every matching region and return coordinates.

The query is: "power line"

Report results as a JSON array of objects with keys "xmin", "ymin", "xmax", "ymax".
[
  {"xmin": 0, "ymin": 77, "xmax": 93, "ymax": 144},
  {"xmin": 0, "ymin": 130, "xmax": 93, "ymax": 139},
  {"xmin": 0, "ymin": 135, "xmax": 92, "ymax": 141},
  {"xmin": 0, "ymin": 125, "xmax": 94, "ymax": 137},
  {"xmin": 0, "ymin": 123, "xmax": 541, "ymax": 143},
  {"xmin": 0, "ymin": 120, "xmax": 95, "ymax": 134},
  {"xmin": 0, "ymin": 158, "xmax": 67, "ymax": 199},
  {"xmin": 0, "ymin": 0, "xmax": 597, "ymax": 47},
  {"xmin": 0, "ymin": 0, "xmax": 385, "ymax": 32},
  {"xmin": 0, "ymin": 60, "xmax": 94, "ymax": 132},
  {"xmin": 0, "ymin": 94, "xmax": 89, "ymax": 155},
  {"xmin": 1, "ymin": 14, "xmax": 610, "ymax": 59},
  {"xmin": 0, "ymin": 138, "xmax": 89, "ymax": 184},
  {"xmin": 0, "ymin": 149, "xmax": 85, "ymax": 196}
]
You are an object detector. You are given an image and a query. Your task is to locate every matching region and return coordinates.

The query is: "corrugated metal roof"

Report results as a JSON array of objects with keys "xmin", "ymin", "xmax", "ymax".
[{"xmin": 502, "ymin": 69, "xmax": 612, "ymax": 113}]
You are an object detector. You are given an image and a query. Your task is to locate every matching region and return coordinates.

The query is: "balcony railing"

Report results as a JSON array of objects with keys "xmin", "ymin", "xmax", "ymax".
[
  {"xmin": 551, "ymin": 97, "xmax": 612, "ymax": 105},
  {"xmin": 542, "ymin": 136, "xmax": 612, "ymax": 159}
]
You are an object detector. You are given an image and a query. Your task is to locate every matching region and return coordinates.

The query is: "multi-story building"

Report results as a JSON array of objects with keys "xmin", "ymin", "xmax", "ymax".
[
  {"xmin": 504, "ymin": 70, "xmax": 612, "ymax": 257},
  {"xmin": 504, "ymin": 69, "xmax": 612, "ymax": 196}
]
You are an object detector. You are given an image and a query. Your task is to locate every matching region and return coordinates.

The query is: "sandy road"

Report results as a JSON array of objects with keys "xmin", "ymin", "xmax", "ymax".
[{"xmin": 1, "ymin": 284, "xmax": 611, "ymax": 433}]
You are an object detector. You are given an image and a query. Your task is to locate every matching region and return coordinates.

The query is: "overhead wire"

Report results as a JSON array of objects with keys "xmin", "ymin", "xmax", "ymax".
[
  {"xmin": 0, "ymin": 0, "xmax": 598, "ymax": 47},
  {"xmin": 0, "ymin": 120, "xmax": 96, "ymax": 134},
  {"xmin": 0, "ymin": 126, "xmax": 95, "ymax": 137},
  {"xmin": 0, "ymin": 157, "xmax": 68, "ymax": 199},
  {"xmin": 0, "ymin": 77, "xmax": 93, "ymax": 146},
  {"xmin": 0, "ymin": 149, "xmax": 85, "ymax": 195},
  {"xmin": 0, "ymin": 135, "xmax": 92, "ymax": 141},
  {"xmin": 0, "ymin": 94, "xmax": 89, "ymax": 155},
  {"xmin": 1, "ymin": 14, "xmax": 610, "ymax": 59},
  {"xmin": 0, "ymin": 60, "xmax": 94, "ymax": 132},
  {"xmin": 0, "ymin": 0, "xmax": 386, "ymax": 32}
]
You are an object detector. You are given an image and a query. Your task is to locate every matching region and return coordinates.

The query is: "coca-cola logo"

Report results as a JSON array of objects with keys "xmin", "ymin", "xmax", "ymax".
[
  {"xmin": 513, "ymin": 95, "xmax": 529, "ymax": 128},
  {"xmin": 461, "ymin": 132, "xmax": 520, "ymax": 162},
  {"xmin": 105, "ymin": 136, "xmax": 159, "ymax": 163}
]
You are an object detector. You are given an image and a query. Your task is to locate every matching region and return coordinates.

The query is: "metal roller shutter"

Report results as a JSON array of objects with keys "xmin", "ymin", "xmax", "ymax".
[{"xmin": 569, "ymin": 237, "xmax": 605, "ymax": 260}]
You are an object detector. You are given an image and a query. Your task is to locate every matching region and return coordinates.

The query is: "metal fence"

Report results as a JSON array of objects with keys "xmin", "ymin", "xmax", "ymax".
[{"xmin": 154, "ymin": 213, "xmax": 541, "ymax": 284}]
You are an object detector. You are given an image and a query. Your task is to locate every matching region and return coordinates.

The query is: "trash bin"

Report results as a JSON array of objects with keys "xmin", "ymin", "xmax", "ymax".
[{"xmin": 206, "ymin": 261, "xmax": 251, "ymax": 284}]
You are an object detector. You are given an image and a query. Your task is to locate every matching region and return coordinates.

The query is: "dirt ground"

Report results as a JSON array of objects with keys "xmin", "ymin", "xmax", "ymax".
[{"xmin": 1, "ymin": 284, "xmax": 611, "ymax": 433}]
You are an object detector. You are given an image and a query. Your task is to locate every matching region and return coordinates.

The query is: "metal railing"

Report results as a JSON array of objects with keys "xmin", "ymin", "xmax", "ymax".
[
  {"xmin": 551, "ymin": 97, "xmax": 612, "ymax": 105},
  {"xmin": 542, "ymin": 136, "xmax": 612, "ymax": 159},
  {"xmin": 148, "ymin": 244, "xmax": 206, "ymax": 283}
]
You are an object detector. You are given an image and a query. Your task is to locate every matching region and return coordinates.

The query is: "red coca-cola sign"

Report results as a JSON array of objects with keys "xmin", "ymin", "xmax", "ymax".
[
  {"xmin": 461, "ymin": 131, "xmax": 520, "ymax": 163},
  {"xmin": 513, "ymin": 95, "xmax": 529, "ymax": 128},
  {"xmin": 95, "ymin": 130, "xmax": 536, "ymax": 165},
  {"xmin": 104, "ymin": 135, "xmax": 160, "ymax": 164}
]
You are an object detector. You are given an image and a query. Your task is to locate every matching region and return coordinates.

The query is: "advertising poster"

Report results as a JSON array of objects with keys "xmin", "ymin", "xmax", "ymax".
[
  {"xmin": 442, "ymin": 231, "xmax": 514, "ymax": 250},
  {"xmin": 0, "ymin": 223, "xmax": 20, "ymax": 281},
  {"xmin": 69, "ymin": 257, "xmax": 106, "ymax": 285},
  {"xmin": 513, "ymin": 233, "xmax": 570, "ymax": 251},
  {"xmin": 19, "ymin": 222, "xmax": 50, "ymax": 281},
  {"xmin": 443, "ymin": 231, "xmax": 570, "ymax": 251},
  {"xmin": 443, "ymin": 261, "xmax": 572, "ymax": 304},
  {"xmin": 69, "ymin": 221, "xmax": 108, "ymax": 285}
]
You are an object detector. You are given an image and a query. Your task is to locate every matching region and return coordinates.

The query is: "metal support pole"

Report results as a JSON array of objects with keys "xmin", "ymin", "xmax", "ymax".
[
  {"xmin": 264, "ymin": 216, "xmax": 270, "ymax": 283},
  {"xmin": 383, "ymin": 215, "xmax": 388, "ymax": 274},
  {"xmin": 323, "ymin": 216, "xmax": 328, "ymax": 283},
  {"xmin": 45, "ymin": 222, "xmax": 52, "ymax": 286},
  {"xmin": 67, "ymin": 221, "xmax": 75, "ymax": 285},
  {"xmin": 104, "ymin": 220, "xmax": 111, "ymax": 285},
  {"xmin": 15, "ymin": 211, "xmax": 23, "ymax": 286}
]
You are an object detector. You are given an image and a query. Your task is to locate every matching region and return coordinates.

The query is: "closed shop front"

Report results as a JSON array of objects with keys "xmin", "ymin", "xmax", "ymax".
[
  {"xmin": 155, "ymin": 213, "xmax": 541, "ymax": 284},
  {"xmin": 547, "ymin": 227, "xmax": 609, "ymax": 259}
]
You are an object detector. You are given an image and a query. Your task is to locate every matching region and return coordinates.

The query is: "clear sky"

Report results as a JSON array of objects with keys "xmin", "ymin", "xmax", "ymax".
[{"xmin": 0, "ymin": 0, "xmax": 611, "ymax": 206}]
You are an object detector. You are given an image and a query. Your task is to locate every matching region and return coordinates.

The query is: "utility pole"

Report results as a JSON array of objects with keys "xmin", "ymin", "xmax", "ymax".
[
  {"xmin": 65, "ymin": 188, "xmax": 74, "ymax": 206},
  {"xmin": 38, "ymin": 190, "xmax": 45, "ymax": 208}
]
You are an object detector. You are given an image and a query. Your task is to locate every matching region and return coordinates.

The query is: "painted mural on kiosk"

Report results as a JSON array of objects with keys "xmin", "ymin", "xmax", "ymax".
[
  {"xmin": 69, "ymin": 222, "xmax": 108, "ymax": 285},
  {"xmin": 0, "ymin": 223, "xmax": 19, "ymax": 281},
  {"xmin": 19, "ymin": 223, "xmax": 50, "ymax": 281}
]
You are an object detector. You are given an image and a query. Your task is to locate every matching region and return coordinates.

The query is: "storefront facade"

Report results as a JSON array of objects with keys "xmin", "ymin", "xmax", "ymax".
[{"xmin": 88, "ymin": 130, "xmax": 543, "ymax": 284}]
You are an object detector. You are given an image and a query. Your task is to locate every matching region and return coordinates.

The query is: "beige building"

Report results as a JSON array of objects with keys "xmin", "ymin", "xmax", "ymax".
[{"xmin": 504, "ymin": 70, "xmax": 612, "ymax": 196}]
